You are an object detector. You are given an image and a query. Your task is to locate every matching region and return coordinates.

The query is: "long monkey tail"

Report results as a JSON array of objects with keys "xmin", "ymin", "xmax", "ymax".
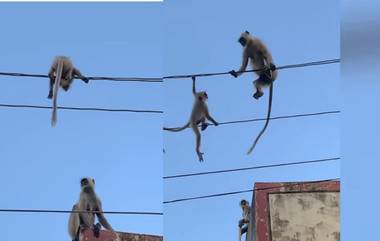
[
  {"xmin": 51, "ymin": 59, "xmax": 63, "ymax": 127},
  {"xmin": 163, "ymin": 123, "xmax": 190, "ymax": 132},
  {"xmin": 247, "ymin": 83, "xmax": 273, "ymax": 155}
]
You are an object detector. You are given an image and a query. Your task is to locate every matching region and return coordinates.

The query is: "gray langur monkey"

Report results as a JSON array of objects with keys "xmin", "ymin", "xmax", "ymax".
[
  {"xmin": 48, "ymin": 56, "xmax": 89, "ymax": 126},
  {"xmin": 68, "ymin": 177, "xmax": 113, "ymax": 241},
  {"xmin": 48, "ymin": 56, "xmax": 89, "ymax": 99},
  {"xmin": 238, "ymin": 199, "xmax": 251, "ymax": 241},
  {"xmin": 229, "ymin": 31, "xmax": 277, "ymax": 99},
  {"xmin": 163, "ymin": 77, "xmax": 219, "ymax": 162},
  {"xmin": 230, "ymin": 31, "xmax": 278, "ymax": 155}
]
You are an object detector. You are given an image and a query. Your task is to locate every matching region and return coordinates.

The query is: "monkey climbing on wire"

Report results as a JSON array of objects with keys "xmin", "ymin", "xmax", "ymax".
[
  {"xmin": 48, "ymin": 56, "xmax": 89, "ymax": 126},
  {"xmin": 238, "ymin": 199, "xmax": 251, "ymax": 241},
  {"xmin": 229, "ymin": 31, "xmax": 278, "ymax": 155},
  {"xmin": 163, "ymin": 76, "xmax": 219, "ymax": 162}
]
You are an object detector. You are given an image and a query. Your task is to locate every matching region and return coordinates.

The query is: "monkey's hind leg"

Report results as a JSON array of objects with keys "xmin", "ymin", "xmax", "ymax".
[
  {"xmin": 93, "ymin": 223, "xmax": 102, "ymax": 238},
  {"xmin": 73, "ymin": 226, "xmax": 81, "ymax": 241},
  {"xmin": 238, "ymin": 226, "xmax": 242, "ymax": 241},
  {"xmin": 191, "ymin": 124, "xmax": 204, "ymax": 162},
  {"xmin": 253, "ymin": 80, "xmax": 264, "ymax": 100}
]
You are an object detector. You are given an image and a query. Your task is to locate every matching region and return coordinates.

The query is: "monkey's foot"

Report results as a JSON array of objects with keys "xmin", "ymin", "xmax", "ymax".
[
  {"xmin": 47, "ymin": 91, "xmax": 53, "ymax": 99},
  {"xmin": 93, "ymin": 223, "xmax": 101, "ymax": 238},
  {"xmin": 253, "ymin": 91, "xmax": 264, "ymax": 100},
  {"xmin": 197, "ymin": 152, "xmax": 204, "ymax": 162},
  {"xmin": 269, "ymin": 63, "xmax": 276, "ymax": 71},
  {"xmin": 201, "ymin": 123, "xmax": 209, "ymax": 131}
]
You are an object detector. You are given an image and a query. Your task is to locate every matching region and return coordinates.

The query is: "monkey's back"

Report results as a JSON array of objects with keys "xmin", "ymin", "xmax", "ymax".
[{"xmin": 247, "ymin": 38, "xmax": 277, "ymax": 79}]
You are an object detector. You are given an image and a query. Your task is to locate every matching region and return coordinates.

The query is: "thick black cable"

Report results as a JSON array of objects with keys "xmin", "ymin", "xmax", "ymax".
[
  {"xmin": 164, "ymin": 157, "xmax": 340, "ymax": 179},
  {"xmin": 163, "ymin": 59, "xmax": 339, "ymax": 79},
  {"xmin": 0, "ymin": 72, "xmax": 162, "ymax": 83},
  {"xmin": 163, "ymin": 110, "xmax": 340, "ymax": 130},
  {"xmin": 163, "ymin": 178, "xmax": 340, "ymax": 204},
  {"xmin": 0, "ymin": 59, "xmax": 339, "ymax": 82},
  {"xmin": 0, "ymin": 104, "xmax": 163, "ymax": 114}
]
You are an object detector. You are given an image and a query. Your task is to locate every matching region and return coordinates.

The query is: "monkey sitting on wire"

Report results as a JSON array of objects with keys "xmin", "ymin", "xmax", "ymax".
[
  {"xmin": 230, "ymin": 31, "xmax": 278, "ymax": 155},
  {"xmin": 48, "ymin": 56, "xmax": 89, "ymax": 126},
  {"xmin": 238, "ymin": 199, "xmax": 251, "ymax": 241}
]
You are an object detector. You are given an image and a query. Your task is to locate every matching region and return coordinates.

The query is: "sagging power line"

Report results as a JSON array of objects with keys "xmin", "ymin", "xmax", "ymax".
[
  {"xmin": 164, "ymin": 157, "xmax": 340, "ymax": 179},
  {"xmin": 0, "ymin": 59, "xmax": 339, "ymax": 83},
  {"xmin": 163, "ymin": 110, "xmax": 340, "ymax": 130},
  {"xmin": 0, "ymin": 104, "xmax": 163, "ymax": 114},
  {"xmin": 163, "ymin": 59, "xmax": 339, "ymax": 79},
  {"xmin": 163, "ymin": 178, "xmax": 340, "ymax": 204},
  {"xmin": 0, "ymin": 72, "xmax": 163, "ymax": 83},
  {"xmin": 0, "ymin": 208, "xmax": 163, "ymax": 216}
]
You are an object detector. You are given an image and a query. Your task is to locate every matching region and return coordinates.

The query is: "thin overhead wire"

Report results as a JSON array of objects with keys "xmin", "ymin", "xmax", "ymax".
[
  {"xmin": 163, "ymin": 59, "xmax": 339, "ymax": 79},
  {"xmin": 0, "ymin": 104, "xmax": 163, "ymax": 114},
  {"xmin": 163, "ymin": 178, "xmax": 340, "ymax": 204},
  {"xmin": 164, "ymin": 157, "xmax": 340, "ymax": 179},
  {"xmin": 163, "ymin": 110, "xmax": 340, "ymax": 130},
  {"xmin": 0, "ymin": 209, "xmax": 163, "ymax": 215},
  {"xmin": 0, "ymin": 72, "xmax": 163, "ymax": 83},
  {"xmin": 0, "ymin": 59, "xmax": 339, "ymax": 82}
]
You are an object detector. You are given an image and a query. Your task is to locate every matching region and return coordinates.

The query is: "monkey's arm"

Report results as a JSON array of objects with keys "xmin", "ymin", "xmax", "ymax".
[
  {"xmin": 230, "ymin": 52, "xmax": 249, "ymax": 78},
  {"xmin": 192, "ymin": 76, "xmax": 197, "ymax": 95},
  {"xmin": 96, "ymin": 200, "xmax": 113, "ymax": 231},
  {"xmin": 205, "ymin": 110, "xmax": 219, "ymax": 126},
  {"xmin": 237, "ymin": 52, "xmax": 249, "ymax": 75},
  {"xmin": 73, "ymin": 67, "xmax": 89, "ymax": 83}
]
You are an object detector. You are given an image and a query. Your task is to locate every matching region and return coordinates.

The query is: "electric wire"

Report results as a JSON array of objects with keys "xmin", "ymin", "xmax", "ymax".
[
  {"xmin": 0, "ymin": 104, "xmax": 163, "ymax": 114},
  {"xmin": 163, "ymin": 59, "xmax": 339, "ymax": 79},
  {"xmin": 163, "ymin": 178, "xmax": 340, "ymax": 204},
  {"xmin": 164, "ymin": 157, "xmax": 340, "ymax": 179},
  {"xmin": 0, "ymin": 72, "xmax": 162, "ymax": 83}
]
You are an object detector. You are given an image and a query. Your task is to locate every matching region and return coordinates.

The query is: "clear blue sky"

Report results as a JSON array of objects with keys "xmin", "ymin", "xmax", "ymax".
[
  {"xmin": 0, "ymin": 3, "xmax": 162, "ymax": 241},
  {"xmin": 342, "ymin": 1, "xmax": 380, "ymax": 241},
  {"xmin": 163, "ymin": 1, "xmax": 339, "ymax": 241}
]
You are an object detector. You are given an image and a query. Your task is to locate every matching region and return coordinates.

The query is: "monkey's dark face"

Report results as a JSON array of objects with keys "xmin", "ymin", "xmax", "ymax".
[
  {"xmin": 197, "ymin": 91, "xmax": 208, "ymax": 102},
  {"xmin": 80, "ymin": 177, "xmax": 95, "ymax": 188},
  {"xmin": 240, "ymin": 199, "xmax": 248, "ymax": 206},
  {"xmin": 239, "ymin": 36, "xmax": 247, "ymax": 47}
]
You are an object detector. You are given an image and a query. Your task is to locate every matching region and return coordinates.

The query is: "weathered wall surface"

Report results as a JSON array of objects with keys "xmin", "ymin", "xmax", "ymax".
[
  {"xmin": 253, "ymin": 181, "xmax": 340, "ymax": 241},
  {"xmin": 269, "ymin": 192, "xmax": 340, "ymax": 241}
]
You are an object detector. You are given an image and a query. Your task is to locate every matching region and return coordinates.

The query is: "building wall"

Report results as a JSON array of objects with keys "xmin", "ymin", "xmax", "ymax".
[
  {"xmin": 252, "ymin": 180, "xmax": 340, "ymax": 241},
  {"xmin": 269, "ymin": 192, "xmax": 339, "ymax": 241}
]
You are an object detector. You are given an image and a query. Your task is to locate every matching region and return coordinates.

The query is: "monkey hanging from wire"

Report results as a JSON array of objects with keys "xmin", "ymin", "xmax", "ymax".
[
  {"xmin": 48, "ymin": 56, "xmax": 89, "ymax": 126},
  {"xmin": 163, "ymin": 76, "xmax": 219, "ymax": 162},
  {"xmin": 229, "ymin": 31, "xmax": 278, "ymax": 155}
]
